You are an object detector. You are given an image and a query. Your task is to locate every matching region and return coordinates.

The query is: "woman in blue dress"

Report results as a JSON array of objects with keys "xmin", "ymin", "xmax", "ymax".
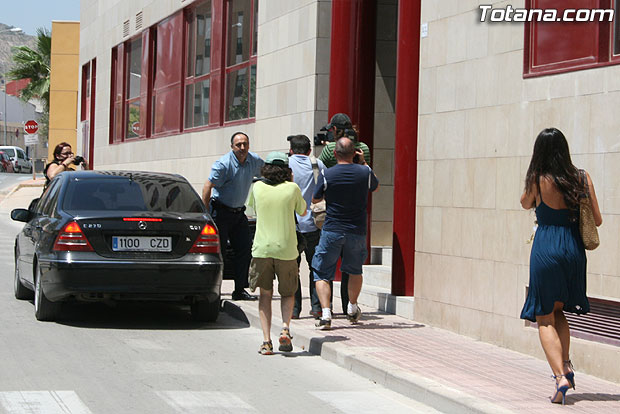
[{"xmin": 520, "ymin": 128, "xmax": 602, "ymax": 404}]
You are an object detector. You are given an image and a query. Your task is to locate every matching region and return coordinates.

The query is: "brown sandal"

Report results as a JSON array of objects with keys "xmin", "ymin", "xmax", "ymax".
[
  {"xmin": 258, "ymin": 340, "xmax": 273, "ymax": 355},
  {"xmin": 278, "ymin": 328, "xmax": 293, "ymax": 352}
]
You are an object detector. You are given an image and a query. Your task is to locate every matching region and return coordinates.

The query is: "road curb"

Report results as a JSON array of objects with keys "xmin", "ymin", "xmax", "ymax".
[
  {"xmin": 222, "ymin": 299, "xmax": 514, "ymax": 414},
  {"xmin": 2, "ymin": 180, "xmax": 44, "ymax": 198},
  {"xmin": 0, "ymin": 180, "xmax": 45, "ymax": 208}
]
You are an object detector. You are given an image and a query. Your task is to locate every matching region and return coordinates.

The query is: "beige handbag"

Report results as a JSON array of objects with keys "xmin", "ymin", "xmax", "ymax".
[
  {"xmin": 310, "ymin": 200, "xmax": 326, "ymax": 229},
  {"xmin": 579, "ymin": 170, "xmax": 599, "ymax": 250},
  {"xmin": 310, "ymin": 157, "xmax": 326, "ymax": 229}
]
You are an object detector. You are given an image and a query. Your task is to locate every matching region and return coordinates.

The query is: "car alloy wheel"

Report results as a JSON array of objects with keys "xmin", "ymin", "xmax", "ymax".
[
  {"xmin": 14, "ymin": 251, "xmax": 33, "ymax": 300},
  {"xmin": 34, "ymin": 265, "xmax": 60, "ymax": 321}
]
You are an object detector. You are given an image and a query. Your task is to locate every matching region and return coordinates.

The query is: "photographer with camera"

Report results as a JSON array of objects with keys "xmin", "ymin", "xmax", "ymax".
[
  {"xmin": 317, "ymin": 113, "xmax": 371, "ymax": 315},
  {"xmin": 317, "ymin": 113, "xmax": 371, "ymax": 168},
  {"xmin": 44, "ymin": 142, "xmax": 88, "ymax": 185}
]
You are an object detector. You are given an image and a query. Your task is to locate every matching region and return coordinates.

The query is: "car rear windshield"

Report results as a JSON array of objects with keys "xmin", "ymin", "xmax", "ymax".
[
  {"xmin": 0, "ymin": 148, "xmax": 15, "ymax": 157},
  {"xmin": 63, "ymin": 176, "xmax": 205, "ymax": 213}
]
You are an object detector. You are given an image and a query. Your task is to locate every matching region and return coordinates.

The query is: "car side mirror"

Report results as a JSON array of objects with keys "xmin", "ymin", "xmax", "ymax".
[{"xmin": 11, "ymin": 208, "xmax": 32, "ymax": 222}]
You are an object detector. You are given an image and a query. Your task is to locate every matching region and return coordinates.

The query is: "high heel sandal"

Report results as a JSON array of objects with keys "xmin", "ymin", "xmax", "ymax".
[
  {"xmin": 551, "ymin": 375, "xmax": 570, "ymax": 405},
  {"xmin": 564, "ymin": 360, "xmax": 576, "ymax": 390}
]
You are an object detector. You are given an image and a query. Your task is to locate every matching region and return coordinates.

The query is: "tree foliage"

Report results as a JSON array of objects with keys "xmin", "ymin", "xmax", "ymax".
[{"xmin": 7, "ymin": 27, "xmax": 51, "ymax": 112}]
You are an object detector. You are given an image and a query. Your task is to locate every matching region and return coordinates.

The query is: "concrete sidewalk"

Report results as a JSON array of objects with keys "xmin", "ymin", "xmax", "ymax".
[
  {"xmin": 0, "ymin": 179, "xmax": 45, "ymax": 212},
  {"xmin": 220, "ymin": 279, "xmax": 620, "ymax": 414}
]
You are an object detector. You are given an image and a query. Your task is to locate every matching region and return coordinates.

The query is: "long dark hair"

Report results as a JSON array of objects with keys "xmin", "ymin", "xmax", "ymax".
[
  {"xmin": 524, "ymin": 128, "xmax": 584, "ymax": 211},
  {"xmin": 261, "ymin": 164, "xmax": 292, "ymax": 184}
]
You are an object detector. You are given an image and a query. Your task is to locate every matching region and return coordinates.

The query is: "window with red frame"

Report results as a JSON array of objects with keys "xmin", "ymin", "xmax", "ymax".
[
  {"xmin": 614, "ymin": 0, "xmax": 620, "ymax": 55},
  {"xmin": 524, "ymin": 0, "xmax": 617, "ymax": 77},
  {"xmin": 225, "ymin": 0, "xmax": 257, "ymax": 121},
  {"xmin": 185, "ymin": 0, "xmax": 213, "ymax": 129},
  {"xmin": 110, "ymin": 45, "xmax": 124, "ymax": 143},
  {"xmin": 81, "ymin": 59, "xmax": 96, "ymax": 167},
  {"xmin": 81, "ymin": 63, "xmax": 91, "ymax": 122},
  {"xmin": 125, "ymin": 36, "xmax": 143, "ymax": 139},
  {"xmin": 152, "ymin": 12, "xmax": 184, "ymax": 136},
  {"xmin": 109, "ymin": 0, "xmax": 258, "ymax": 144}
]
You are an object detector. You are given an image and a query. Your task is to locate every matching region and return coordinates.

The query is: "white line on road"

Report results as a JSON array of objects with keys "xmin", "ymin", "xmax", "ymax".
[
  {"xmin": 310, "ymin": 391, "xmax": 441, "ymax": 414},
  {"xmin": 156, "ymin": 391, "xmax": 256, "ymax": 413},
  {"xmin": 0, "ymin": 391, "xmax": 92, "ymax": 414}
]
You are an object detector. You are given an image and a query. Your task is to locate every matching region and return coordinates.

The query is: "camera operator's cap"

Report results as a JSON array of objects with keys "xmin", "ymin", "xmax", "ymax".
[
  {"xmin": 323, "ymin": 113, "xmax": 352, "ymax": 130},
  {"xmin": 265, "ymin": 151, "xmax": 289, "ymax": 166}
]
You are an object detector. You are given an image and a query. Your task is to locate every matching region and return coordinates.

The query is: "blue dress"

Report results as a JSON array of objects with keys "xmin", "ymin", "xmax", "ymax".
[{"xmin": 520, "ymin": 194, "xmax": 590, "ymax": 322}]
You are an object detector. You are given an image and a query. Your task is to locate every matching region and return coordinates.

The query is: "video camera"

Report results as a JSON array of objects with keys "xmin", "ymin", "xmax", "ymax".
[
  {"xmin": 313, "ymin": 126, "xmax": 358, "ymax": 146},
  {"xmin": 72, "ymin": 155, "xmax": 86, "ymax": 166}
]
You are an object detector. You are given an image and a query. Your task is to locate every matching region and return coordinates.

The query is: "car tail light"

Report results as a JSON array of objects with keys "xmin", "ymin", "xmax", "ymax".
[
  {"xmin": 189, "ymin": 224, "xmax": 220, "ymax": 254},
  {"xmin": 122, "ymin": 218, "xmax": 163, "ymax": 222},
  {"xmin": 53, "ymin": 221, "xmax": 94, "ymax": 252}
]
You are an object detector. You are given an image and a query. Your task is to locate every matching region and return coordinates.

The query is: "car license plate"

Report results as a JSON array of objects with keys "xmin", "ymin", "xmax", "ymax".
[{"xmin": 112, "ymin": 236, "xmax": 172, "ymax": 252}]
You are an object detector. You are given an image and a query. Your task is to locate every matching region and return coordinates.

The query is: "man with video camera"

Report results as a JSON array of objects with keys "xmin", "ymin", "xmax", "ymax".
[
  {"xmin": 317, "ymin": 113, "xmax": 371, "ymax": 314},
  {"xmin": 317, "ymin": 113, "xmax": 371, "ymax": 168},
  {"xmin": 44, "ymin": 142, "xmax": 88, "ymax": 187}
]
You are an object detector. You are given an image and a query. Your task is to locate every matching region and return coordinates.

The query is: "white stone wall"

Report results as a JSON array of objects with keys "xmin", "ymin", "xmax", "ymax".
[
  {"xmin": 79, "ymin": 0, "xmax": 330, "ymax": 191},
  {"xmin": 415, "ymin": 0, "xmax": 620, "ymax": 382},
  {"xmin": 254, "ymin": 0, "xmax": 331, "ymax": 153}
]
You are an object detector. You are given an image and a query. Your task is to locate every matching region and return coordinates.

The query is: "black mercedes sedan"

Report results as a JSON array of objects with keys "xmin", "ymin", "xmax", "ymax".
[{"xmin": 11, "ymin": 171, "xmax": 223, "ymax": 322}]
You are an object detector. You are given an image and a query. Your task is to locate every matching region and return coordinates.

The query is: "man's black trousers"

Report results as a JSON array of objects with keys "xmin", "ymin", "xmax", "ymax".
[{"xmin": 211, "ymin": 206, "xmax": 251, "ymax": 293}]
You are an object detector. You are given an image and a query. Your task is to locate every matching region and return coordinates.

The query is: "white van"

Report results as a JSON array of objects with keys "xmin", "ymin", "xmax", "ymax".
[{"xmin": 0, "ymin": 146, "xmax": 33, "ymax": 173}]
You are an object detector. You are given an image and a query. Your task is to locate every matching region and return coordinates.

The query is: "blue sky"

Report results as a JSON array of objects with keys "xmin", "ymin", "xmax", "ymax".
[{"xmin": 2, "ymin": 0, "xmax": 80, "ymax": 36}]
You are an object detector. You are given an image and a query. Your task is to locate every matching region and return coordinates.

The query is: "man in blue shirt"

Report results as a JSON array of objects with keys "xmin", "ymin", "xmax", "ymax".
[
  {"xmin": 202, "ymin": 132, "xmax": 264, "ymax": 300},
  {"xmin": 287, "ymin": 134, "xmax": 327, "ymax": 319},
  {"xmin": 311, "ymin": 137, "xmax": 379, "ymax": 329}
]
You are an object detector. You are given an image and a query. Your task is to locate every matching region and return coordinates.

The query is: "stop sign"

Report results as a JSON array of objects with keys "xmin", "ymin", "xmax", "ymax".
[{"xmin": 25, "ymin": 120, "xmax": 38, "ymax": 135}]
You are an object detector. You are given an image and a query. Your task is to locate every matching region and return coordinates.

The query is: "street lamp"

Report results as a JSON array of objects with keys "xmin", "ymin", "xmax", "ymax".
[{"xmin": 0, "ymin": 28, "xmax": 22, "ymax": 145}]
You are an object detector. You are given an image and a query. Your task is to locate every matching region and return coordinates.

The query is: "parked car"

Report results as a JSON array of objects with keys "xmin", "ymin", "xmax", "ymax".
[
  {"xmin": 11, "ymin": 170, "xmax": 223, "ymax": 322},
  {"xmin": 0, "ymin": 146, "xmax": 33, "ymax": 173},
  {"xmin": 0, "ymin": 151, "xmax": 14, "ymax": 173}
]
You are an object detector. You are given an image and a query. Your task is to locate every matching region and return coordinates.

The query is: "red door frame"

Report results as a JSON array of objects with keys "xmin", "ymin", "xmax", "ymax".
[
  {"xmin": 88, "ymin": 59, "xmax": 96, "ymax": 167},
  {"xmin": 392, "ymin": 0, "xmax": 421, "ymax": 296}
]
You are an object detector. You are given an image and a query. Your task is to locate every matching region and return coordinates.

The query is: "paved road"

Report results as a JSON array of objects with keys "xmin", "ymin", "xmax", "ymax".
[{"xmin": 0, "ymin": 208, "xmax": 441, "ymax": 413}]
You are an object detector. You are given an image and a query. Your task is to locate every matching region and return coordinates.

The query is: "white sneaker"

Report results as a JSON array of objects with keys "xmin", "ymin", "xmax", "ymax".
[
  {"xmin": 315, "ymin": 318, "xmax": 332, "ymax": 330},
  {"xmin": 347, "ymin": 306, "xmax": 362, "ymax": 323}
]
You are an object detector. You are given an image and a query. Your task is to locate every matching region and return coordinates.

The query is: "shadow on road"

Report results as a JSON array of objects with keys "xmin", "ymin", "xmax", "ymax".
[{"xmin": 50, "ymin": 300, "xmax": 249, "ymax": 331}]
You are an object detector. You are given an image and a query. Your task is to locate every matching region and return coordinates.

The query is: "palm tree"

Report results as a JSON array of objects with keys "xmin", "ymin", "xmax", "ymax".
[{"xmin": 7, "ymin": 27, "xmax": 51, "ymax": 111}]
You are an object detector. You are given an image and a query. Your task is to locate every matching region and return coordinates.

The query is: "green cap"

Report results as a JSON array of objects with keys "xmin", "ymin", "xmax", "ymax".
[{"xmin": 264, "ymin": 151, "xmax": 289, "ymax": 166}]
